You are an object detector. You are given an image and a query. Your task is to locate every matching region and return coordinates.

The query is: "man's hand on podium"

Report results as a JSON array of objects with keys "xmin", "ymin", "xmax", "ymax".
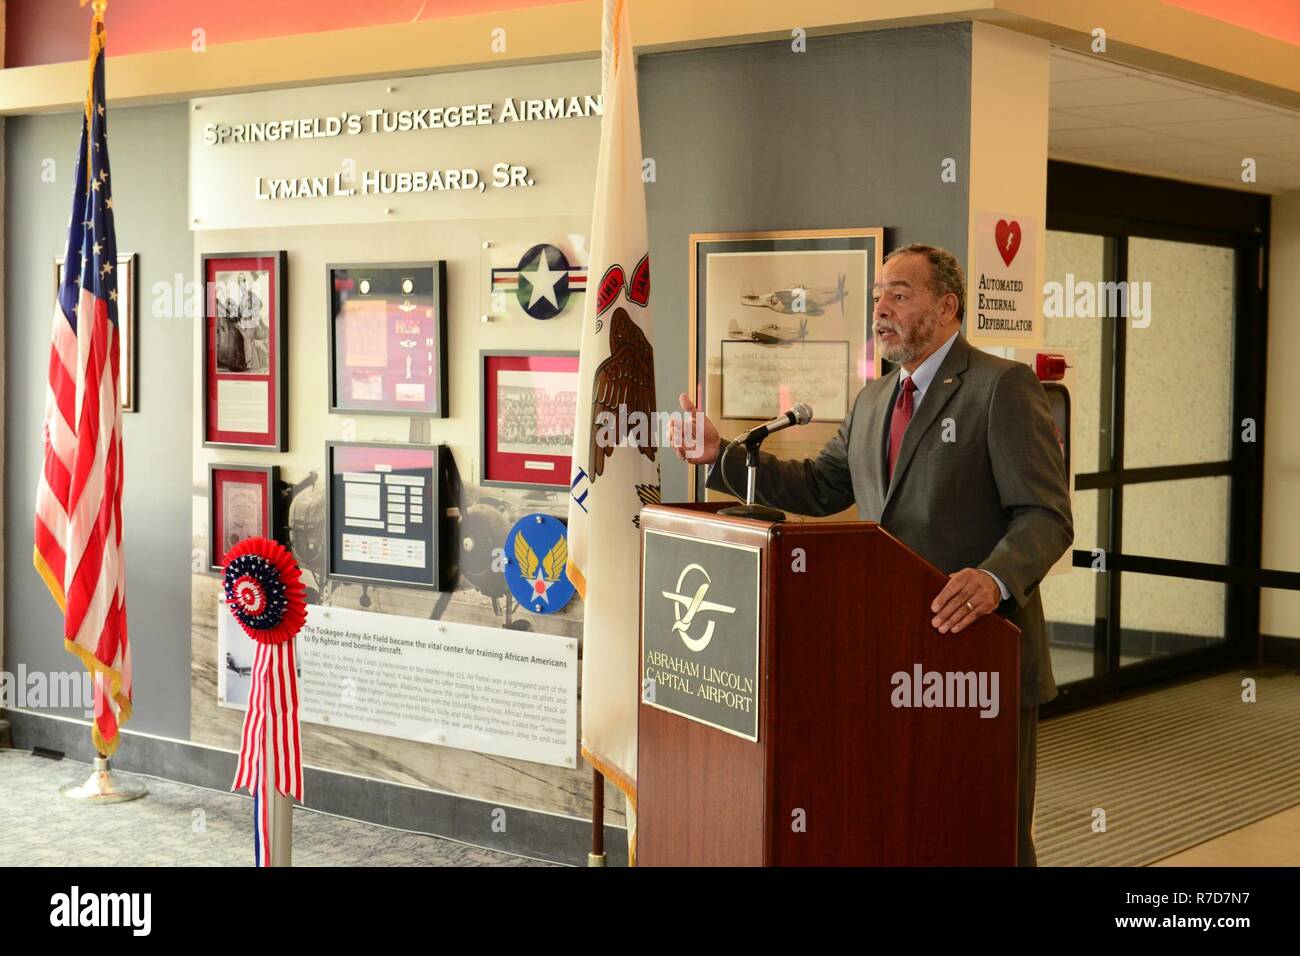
[
  {"xmin": 669, "ymin": 392, "xmax": 721, "ymax": 465},
  {"xmin": 931, "ymin": 568, "xmax": 1001, "ymax": 634}
]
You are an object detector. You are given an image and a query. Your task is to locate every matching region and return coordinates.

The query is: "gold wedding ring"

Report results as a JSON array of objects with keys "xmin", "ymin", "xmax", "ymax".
[{"xmin": 965, "ymin": 601, "xmax": 974, "ymax": 613}]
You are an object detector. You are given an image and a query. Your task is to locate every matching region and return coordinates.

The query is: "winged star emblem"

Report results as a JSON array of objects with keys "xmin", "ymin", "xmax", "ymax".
[{"xmin": 514, "ymin": 531, "xmax": 568, "ymax": 606}]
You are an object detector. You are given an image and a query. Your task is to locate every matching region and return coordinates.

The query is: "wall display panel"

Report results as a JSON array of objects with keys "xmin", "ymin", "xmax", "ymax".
[
  {"xmin": 326, "ymin": 441, "xmax": 446, "ymax": 590},
  {"xmin": 328, "ymin": 260, "xmax": 448, "ymax": 416},
  {"xmin": 218, "ymin": 605, "xmax": 579, "ymax": 768},
  {"xmin": 688, "ymin": 229, "xmax": 884, "ymax": 505},
  {"xmin": 55, "ymin": 252, "xmax": 138, "ymax": 411},
  {"xmin": 201, "ymin": 251, "xmax": 289, "ymax": 450},
  {"xmin": 207, "ymin": 463, "xmax": 280, "ymax": 570},
  {"xmin": 189, "ymin": 59, "xmax": 603, "ymax": 230},
  {"xmin": 481, "ymin": 351, "xmax": 580, "ymax": 491}
]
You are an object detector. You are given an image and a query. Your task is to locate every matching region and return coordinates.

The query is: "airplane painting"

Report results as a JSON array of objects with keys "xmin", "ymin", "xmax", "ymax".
[
  {"xmin": 740, "ymin": 273, "xmax": 848, "ymax": 318},
  {"xmin": 727, "ymin": 317, "xmax": 810, "ymax": 345}
]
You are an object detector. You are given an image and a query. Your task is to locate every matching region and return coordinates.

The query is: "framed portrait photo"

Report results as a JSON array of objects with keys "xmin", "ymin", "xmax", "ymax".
[
  {"xmin": 55, "ymin": 252, "xmax": 138, "ymax": 412},
  {"xmin": 481, "ymin": 350, "xmax": 580, "ymax": 491},
  {"xmin": 202, "ymin": 251, "xmax": 288, "ymax": 450},
  {"xmin": 208, "ymin": 463, "xmax": 280, "ymax": 571},
  {"xmin": 689, "ymin": 228, "xmax": 883, "ymax": 506},
  {"xmin": 327, "ymin": 261, "xmax": 449, "ymax": 416},
  {"xmin": 326, "ymin": 441, "xmax": 447, "ymax": 590}
]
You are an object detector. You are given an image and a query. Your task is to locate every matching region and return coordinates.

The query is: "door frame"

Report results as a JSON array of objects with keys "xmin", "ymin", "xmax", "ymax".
[{"xmin": 1042, "ymin": 161, "xmax": 1270, "ymax": 715}]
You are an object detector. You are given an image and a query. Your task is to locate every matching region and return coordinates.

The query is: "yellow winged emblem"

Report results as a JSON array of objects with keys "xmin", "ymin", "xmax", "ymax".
[
  {"xmin": 514, "ymin": 531, "xmax": 539, "ymax": 579},
  {"xmin": 541, "ymin": 536, "xmax": 568, "ymax": 582}
]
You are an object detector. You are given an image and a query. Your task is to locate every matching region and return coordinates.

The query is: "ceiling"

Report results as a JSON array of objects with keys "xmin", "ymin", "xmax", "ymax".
[{"xmin": 1049, "ymin": 48, "xmax": 1300, "ymax": 194}]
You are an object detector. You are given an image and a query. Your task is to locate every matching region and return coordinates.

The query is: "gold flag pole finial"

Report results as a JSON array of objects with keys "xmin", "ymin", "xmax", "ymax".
[{"xmin": 80, "ymin": 0, "xmax": 108, "ymax": 23}]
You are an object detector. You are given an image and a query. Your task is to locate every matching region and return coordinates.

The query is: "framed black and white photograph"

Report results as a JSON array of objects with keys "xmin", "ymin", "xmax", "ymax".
[
  {"xmin": 326, "ymin": 441, "xmax": 447, "ymax": 590},
  {"xmin": 689, "ymin": 228, "xmax": 883, "ymax": 505},
  {"xmin": 481, "ymin": 350, "xmax": 580, "ymax": 491},
  {"xmin": 201, "ymin": 251, "xmax": 289, "ymax": 450},
  {"xmin": 55, "ymin": 252, "xmax": 138, "ymax": 412},
  {"xmin": 327, "ymin": 261, "xmax": 449, "ymax": 416}
]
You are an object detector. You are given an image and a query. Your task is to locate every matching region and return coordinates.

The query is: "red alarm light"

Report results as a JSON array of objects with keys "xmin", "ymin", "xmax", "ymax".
[{"xmin": 1035, "ymin": 352, "xmax": 1068, "ymax": 382}]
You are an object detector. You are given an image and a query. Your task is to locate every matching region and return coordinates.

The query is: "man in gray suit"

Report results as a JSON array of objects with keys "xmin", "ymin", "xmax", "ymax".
[{"xmin": 669, "ymin": 244, "xmax": 1072, "ymax": 866}]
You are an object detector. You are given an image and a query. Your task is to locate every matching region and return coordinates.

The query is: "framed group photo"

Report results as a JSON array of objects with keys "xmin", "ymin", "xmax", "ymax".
[
  {"xmin": 208, "ymin": 463, "xmax": 280, "ymax": 570},
  {"xmin": 688, "ymin": 227, "xmax": 883, "ymax": 506},
  {"xmin": 327, "ymin": 261, "xmax": 449, "ymax": 416},
  {"xmin": 325, "ymin": 441, "xmax": 447, "ymax": 590},
  {"xmin": 201, "ymin": 251, "xmax": 288, "ymax": 450},
  {"xmin": 481, "ymin": 350, "xmax": 580, "ymax": 491},
  {"xmin": 55, "ymin": 252, "xmax": 138, "ymax": 412}
]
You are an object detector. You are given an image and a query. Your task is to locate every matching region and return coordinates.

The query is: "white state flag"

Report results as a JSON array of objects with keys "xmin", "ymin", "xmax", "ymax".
[{"xmin": 566, "ymin": 0, "xmax": 659, "ymax": 861}]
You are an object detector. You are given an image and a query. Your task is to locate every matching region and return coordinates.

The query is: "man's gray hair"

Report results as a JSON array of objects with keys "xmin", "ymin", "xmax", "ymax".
[{"xmin": 884, "ymin": 243, "xmax": 966, "ymax": 322}]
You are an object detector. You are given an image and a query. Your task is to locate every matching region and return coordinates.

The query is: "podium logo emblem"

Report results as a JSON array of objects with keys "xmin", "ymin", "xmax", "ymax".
[{"xmin": 662, "ymin": 563, "xmax": 735, "ymax": 652}]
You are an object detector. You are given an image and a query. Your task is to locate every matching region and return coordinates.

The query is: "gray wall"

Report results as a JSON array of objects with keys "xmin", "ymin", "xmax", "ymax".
[
  {"xmin": 640, "ymin": 24, "xmax": 973, "ymax": 502},
  {"xmin": 5, "ymin": 104, "xmax": 193, "ymax": 738},
  {"xmin": 2, "ymin": 25, "xmax": 970, "ymax": 745}
]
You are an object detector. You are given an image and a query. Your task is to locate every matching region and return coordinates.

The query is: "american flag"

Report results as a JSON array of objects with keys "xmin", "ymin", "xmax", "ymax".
[{"xmin": 33, "ymin": 14, "xmax": 131, "ymax": 757}]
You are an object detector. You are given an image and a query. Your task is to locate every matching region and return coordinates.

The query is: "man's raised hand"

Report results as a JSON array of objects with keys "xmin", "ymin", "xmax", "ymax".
[{"xmin": 669, "ymin": 392, "xmax": 721, "ymax": 465}]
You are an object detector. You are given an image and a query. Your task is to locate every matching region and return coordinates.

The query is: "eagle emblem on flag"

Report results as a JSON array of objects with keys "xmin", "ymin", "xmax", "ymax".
[{"xmin": 589, "ymin": 305, "xmax": 657, "ymax": 479}]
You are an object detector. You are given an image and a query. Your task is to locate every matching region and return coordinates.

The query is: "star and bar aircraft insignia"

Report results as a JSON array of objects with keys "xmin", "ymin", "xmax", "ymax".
[{"xmin": 491, "ymin": 243, "xmax": 587, "ymax": 320}]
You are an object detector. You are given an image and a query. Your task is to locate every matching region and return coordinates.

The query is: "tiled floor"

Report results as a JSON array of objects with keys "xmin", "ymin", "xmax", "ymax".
[{"xmin": 0, "ymin": 750, "xmax": 555, "ymax": 867}]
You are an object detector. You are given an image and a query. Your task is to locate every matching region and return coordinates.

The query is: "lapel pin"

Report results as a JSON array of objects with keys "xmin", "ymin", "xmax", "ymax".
[{"xmin": 942, "ymin": 377, "xmax": 954, "ymax": 384}]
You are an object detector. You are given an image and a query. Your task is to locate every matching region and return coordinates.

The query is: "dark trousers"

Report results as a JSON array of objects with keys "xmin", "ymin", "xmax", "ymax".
[{"xmin": 1018, "ymin": 705, "xmax": 1039, "ymax": 867}]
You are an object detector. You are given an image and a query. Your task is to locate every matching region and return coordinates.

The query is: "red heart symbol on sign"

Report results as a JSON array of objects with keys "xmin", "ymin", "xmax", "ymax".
[{"xmin": 994, "ymin": 219, "xmax": 1022, "ymax": 266}]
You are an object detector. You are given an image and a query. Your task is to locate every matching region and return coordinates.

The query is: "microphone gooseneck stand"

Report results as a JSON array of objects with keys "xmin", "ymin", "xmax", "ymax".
[{"xmin": 718, "ymin": 438, "xmax": 787, "ymax": 523}]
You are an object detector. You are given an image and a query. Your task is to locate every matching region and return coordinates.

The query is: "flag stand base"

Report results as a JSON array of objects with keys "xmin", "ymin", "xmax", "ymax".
[
  {"xmin": 587, "ymin": 852, "xmax": 607, "ymax": 867},
  {"xmin": 60, "ymin": 756, "xmax": 147, "ymax": 803}
]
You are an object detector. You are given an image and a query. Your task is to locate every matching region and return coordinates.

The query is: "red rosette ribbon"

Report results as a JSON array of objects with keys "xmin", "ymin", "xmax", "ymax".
[{"xmin": 221, "ymin": 537, "xmax": 307, "ymax": 865}]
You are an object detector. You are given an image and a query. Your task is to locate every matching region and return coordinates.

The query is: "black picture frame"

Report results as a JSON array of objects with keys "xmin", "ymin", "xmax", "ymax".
[
  {"xmin": 326, "ymin": 261, "xmax": 449, "ymax": 417},
  {"xmin": 325, "ymin": 441, "xmax": 447, "ymax": 591},
  {"xmin": 201, "ymin": 250, "xmax": 289, "ymax": 451},
  {"xmin": 207, "ymin": 462, "xmax": 280, "ymax": 571}
]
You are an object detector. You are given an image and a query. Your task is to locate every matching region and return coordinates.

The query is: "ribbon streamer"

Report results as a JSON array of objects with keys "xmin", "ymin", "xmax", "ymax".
[{"xmin": 222, "ymin": 537, "xmax": 307, "ymax": 866}]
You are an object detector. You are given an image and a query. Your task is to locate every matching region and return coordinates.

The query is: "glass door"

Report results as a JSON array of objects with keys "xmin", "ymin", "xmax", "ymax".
[{"xmin": 1036, "ymin": 163, "xmax": 1268, "ymax": 713}]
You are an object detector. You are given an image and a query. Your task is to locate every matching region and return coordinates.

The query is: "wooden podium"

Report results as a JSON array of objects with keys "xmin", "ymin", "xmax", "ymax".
[{"xmin": 636, "ymin": 503, "xmax": 1020, "ymax": 866}]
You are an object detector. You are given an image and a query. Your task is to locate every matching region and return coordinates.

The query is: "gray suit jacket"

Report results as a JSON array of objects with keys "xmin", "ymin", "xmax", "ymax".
[{"xmin": 708, "ymin": 332, "xmax": 1073, "ymax": 706}]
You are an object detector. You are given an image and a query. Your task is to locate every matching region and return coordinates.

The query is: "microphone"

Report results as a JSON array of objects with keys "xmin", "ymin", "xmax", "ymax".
[{"xmin": 737, "ymin": 402, "xmax": 813, "ymax": 446}]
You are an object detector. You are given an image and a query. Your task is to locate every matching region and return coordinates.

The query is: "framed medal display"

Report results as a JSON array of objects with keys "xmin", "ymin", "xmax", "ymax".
[
  {"xmin": 481, "ymin": 350, "xmax": 580, "ymax": 491},
  {"xmin": 202, "ymin": 251, "xmax": 289, "ymax": 450},
  {"xmin": 326, "ymin": 441, "xmax": 447, "ymax": 590},
  {"xmin": 208, "ymin": 463, "xmax": 280, "ymax": 571},
  {"xmin": 327, "ymin": 261, "xmax": 449, "ymax": 416}
]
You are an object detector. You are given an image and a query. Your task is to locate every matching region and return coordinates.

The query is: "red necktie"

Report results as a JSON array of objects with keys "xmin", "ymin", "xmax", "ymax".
[{"xmin": 888, "ymin": 376, "xmax": 917, "ymax": 481}]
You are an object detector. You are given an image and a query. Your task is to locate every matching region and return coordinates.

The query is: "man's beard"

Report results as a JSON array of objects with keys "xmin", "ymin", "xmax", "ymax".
[{"xmin": 877, "ymin": 309, "xmax": 939, "ymax": 365}]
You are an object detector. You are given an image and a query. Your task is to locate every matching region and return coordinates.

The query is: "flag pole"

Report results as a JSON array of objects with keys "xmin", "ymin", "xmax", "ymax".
[
  {"xmin": 60, "ymin": 0, "xmax": 144, "ymax": 806},
  {"xmin": 588, "ymin": 767, "xmax": 606, "ymax": 866},
  {"xmin": 61, "ymin": 676, "xmax": 145, "ymax": 802},
  {"xmin": 265, "ymin": 714, "xmax": 294, "ymax": 866}
]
